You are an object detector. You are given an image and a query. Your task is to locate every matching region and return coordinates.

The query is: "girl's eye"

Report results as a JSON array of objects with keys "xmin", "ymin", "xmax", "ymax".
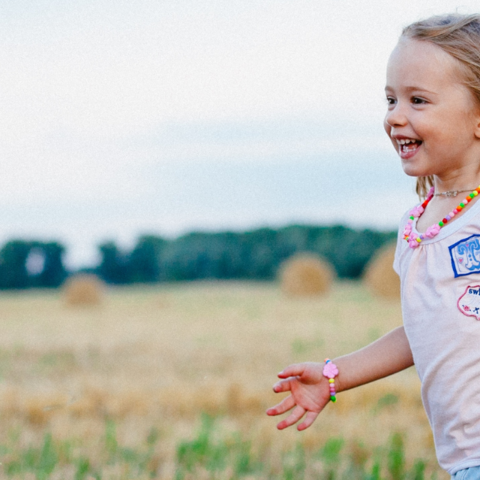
[
  {"xmin": 386, "ymin": 97, "xmax": 396, "ymax": 105},
  {"xmin": 412, "ymin": 97, "xmax": 426, "ymax": 104}
]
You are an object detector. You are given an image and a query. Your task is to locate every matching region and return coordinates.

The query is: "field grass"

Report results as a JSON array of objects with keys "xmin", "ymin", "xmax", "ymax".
[{"xmin": 0, "ymin": 281, "xmax": 448, "ymax": 479}]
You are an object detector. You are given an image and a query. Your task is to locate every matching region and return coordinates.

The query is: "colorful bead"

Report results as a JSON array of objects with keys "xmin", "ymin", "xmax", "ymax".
[
  {"xmin": 405, "ymin": 185, "xmax": 480, "ymax": 249},
  {"xmin": 323, "ymin": 359, "xmax": 339, "ymax": 404},
  {"xmin": 424, "ymin": 224, "xmax": 441, "ymax": 238}
]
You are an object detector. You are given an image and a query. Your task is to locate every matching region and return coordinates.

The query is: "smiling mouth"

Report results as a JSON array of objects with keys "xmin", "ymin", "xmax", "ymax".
[{"xmin": 396, "ymin": 138, "xmax": 422, "ymax": 156}]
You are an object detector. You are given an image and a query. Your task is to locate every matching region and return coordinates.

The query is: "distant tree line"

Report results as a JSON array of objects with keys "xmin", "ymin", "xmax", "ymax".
[
  {"xmin": 0, "ymin": 240, "xmax": 67, "ymax": 290},
  {"xmin": 0, "ymin": 225, "xmax": 396, "ymax": 289}
]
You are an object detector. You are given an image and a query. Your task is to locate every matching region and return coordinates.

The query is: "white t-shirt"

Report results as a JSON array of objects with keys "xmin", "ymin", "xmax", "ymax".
[{"xmin": 394, "ymin": 197, "xmax": 480, "ymax": 475}]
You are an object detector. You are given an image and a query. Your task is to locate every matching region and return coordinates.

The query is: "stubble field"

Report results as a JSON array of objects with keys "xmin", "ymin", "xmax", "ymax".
[{"xmin": 0, "ymin": 281, "xmax": 447, "ymax": 479}]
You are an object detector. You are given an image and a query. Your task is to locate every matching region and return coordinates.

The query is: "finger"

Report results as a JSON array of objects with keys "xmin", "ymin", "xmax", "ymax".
[
  {"xmin": 266, "ymin": 394, "xmax": 295, "ymax": 416},
  {"xmin": 297, "ymin": 410, "xmax": 319, "ymax": 431},
  {"xmin": 278, "ymin": 363, "xmax": 306, "ymax": 379},
  {"xmin": 272, "ymin": 378, "xmax": 294, "ymax": 393},
  {"xmin": 277, "ymin": 405, "xmax": 305, "ymax": 430}
]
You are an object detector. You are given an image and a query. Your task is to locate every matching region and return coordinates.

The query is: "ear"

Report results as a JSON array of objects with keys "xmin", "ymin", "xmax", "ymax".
[{"xmin": 474, "ymin": 105, "xmax": 480, "ymax": 140}]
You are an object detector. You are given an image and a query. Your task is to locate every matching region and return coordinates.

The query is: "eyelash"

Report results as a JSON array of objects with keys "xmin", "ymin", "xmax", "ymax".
[
  {"xmin": 385, "ymin": 97, "xmax": 427, "ymax": 105},
  {"xmin": 412, "ymin": 97, "xmax": 426, "ymax": 104}
]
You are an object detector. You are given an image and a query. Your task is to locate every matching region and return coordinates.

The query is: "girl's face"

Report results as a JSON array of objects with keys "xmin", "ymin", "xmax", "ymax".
[{"xmin": 384, "ymin": 38, "xmax": 480, "ymax": 181}]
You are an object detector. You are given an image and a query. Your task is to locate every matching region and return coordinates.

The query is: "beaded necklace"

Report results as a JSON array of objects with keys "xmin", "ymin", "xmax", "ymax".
[{"xmin": 404, "ymin": 184, "xmax": 480, "ymax": 249}]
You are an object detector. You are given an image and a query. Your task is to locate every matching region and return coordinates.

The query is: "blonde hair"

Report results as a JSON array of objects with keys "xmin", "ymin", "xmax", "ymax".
[{"xmin": 400, "ymin": 14, "xmax": 480, "ymax": 198}]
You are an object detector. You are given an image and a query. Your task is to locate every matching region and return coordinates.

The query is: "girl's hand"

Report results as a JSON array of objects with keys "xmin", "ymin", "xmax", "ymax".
[
  {"xmin": 266, "ymin": 328, "xmax": 414, "ymax": 431},
  {"xmin": 266, "ymin": 362, "xmax": 331, "ymax": 431}
]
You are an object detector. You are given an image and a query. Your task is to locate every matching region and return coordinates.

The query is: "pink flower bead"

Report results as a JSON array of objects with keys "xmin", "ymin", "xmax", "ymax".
[
  {"xmin": 409, "ymin": 239, "xmax": 420, "ymax": 249},
  {"xmin": 408, "ymin": 233, "xmax": 419, "ymax": 248},
  {"xmin": 424, "ymin": 224, "xmax": 441, "ymax": 238},
  {"xmin": 403, "ymin": 224, "xmax": 412, "ymax": 237},
  {"xmin": 323, "ymin": 362, "xmax": 338, "ymax": 379},
  {"xmin": 409, "ymin": 205, "xmax": 424, "ymax": 217}
]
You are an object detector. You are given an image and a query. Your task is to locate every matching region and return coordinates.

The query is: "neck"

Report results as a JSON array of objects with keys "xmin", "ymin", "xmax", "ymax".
[{"xmin": 434, "ymin": 170, "xmax": 480, "ymax": 194}]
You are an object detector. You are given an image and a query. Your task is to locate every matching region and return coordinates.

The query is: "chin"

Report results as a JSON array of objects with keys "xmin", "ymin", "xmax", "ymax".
[
  {"xmin": 402, "ymin": 169, "xmax": 423, "ymax": 178},
  {"xmin": 400, "ymin": 161, "xmax": 429, "ymax": 179}
]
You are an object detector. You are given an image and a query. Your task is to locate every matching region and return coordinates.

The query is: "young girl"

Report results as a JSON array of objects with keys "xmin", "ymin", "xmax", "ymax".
[{"xmin": 267, "ymin": 14, "xmax": 480, "ymax": 479}]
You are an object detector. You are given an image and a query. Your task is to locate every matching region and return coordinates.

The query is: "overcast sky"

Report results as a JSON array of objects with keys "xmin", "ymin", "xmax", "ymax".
[{"xmin": 0, "ymin": 0, "xmax": 478, "ymax": 267}]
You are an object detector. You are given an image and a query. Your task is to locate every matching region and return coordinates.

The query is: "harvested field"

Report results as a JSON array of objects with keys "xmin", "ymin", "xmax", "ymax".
[{"xmin": 0, "ymin": 281, "xmax": 446, "ymax": 479}]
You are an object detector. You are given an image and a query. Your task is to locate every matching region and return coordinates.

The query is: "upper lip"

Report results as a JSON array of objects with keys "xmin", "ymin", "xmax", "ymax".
[{"xmin": 391, "ymin": 134, "xmax": 422, "ymax": 145}]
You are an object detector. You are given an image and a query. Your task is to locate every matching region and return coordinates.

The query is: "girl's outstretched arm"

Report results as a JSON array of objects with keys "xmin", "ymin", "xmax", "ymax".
[{"xmin": 266, "ymin": 326, "xmax": 413, "ymax": 431}]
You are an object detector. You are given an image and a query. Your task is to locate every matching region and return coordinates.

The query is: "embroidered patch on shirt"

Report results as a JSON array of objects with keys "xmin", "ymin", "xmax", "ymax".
[
  {"xmin": 449, "ymin": 234, "xmax": 480, "ymax": 277},
  {"xmin": 458, "ymin": 285, "xmax": 480, "ymax": 320}
]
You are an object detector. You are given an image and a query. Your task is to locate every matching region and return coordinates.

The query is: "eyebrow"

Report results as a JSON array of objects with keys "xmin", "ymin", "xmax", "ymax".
[{"xmin": 384, "ymin": 85, "xmax": 438, "ymax": 95}]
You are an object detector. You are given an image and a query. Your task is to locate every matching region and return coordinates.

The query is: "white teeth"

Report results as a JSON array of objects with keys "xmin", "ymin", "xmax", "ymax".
[{"xmin": 397, "ymin": 138, "xmax": 417, "ymax": 145}]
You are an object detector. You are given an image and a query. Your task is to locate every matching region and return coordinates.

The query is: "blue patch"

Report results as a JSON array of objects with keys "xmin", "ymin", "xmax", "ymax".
[{"xmin": 449, "ymin": 234, "xmax": 480, "ymax": 277}]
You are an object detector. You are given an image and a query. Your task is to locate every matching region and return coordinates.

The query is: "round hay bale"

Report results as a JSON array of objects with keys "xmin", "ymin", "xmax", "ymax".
[
  {"xmin": 279, "ymin": 253, "xmax": 334, "ymax": 297},
  {"xmin": 363, "ymin": 243, "xmax": 400, "ymax": 299},
  {"xmin": 62, "ymin": 274, "xmax": 105, "ymax": 307}
]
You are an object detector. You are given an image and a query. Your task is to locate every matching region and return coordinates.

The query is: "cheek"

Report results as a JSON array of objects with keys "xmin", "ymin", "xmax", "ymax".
[
  {"xmin": 383, "ymin": 123, "xmax": 399, "ymax": 153},
  {"xmin": 383, "ymin": 121, "xmax": 397, "ymax": 148},
  {"xmin": 383, "ymin": 120, "xmax": 391, "ymax": 136}
]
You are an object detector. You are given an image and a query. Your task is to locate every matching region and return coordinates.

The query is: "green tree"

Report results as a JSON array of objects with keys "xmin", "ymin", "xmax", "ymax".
[
  {"xmin": 35, "ymin": 242, "xmax": 68, "ymax": 288},
  {"xmin": 0, "ymin": 240, "xmax": 32, "ymax": 289},
  {"xmin": 128, "ymin": 235, "xmax": 166, "ymax": 283},
  {"xmin": 98, "ymin": 241, "xmax": 130, "ymax": 284}
]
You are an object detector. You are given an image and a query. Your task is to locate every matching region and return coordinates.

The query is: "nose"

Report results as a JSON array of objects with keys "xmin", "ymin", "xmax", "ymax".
[{"xmin": 384, "ymin": 103, "xmax": 407, "ymax": 128}]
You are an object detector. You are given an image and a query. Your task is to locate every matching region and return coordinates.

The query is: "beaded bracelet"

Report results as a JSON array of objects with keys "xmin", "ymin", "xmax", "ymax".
[{"xmin": 322, "ymin": 359, "xmax": 339, "ymax": 403}]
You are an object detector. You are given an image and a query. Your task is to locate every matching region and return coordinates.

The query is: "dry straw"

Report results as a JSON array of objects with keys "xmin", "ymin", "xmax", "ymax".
[
  {"xmin": 363, "ymin": 243, "xmax": 400, "ymax": 300},
  {"xmin": 279, "ymin": 253, "xmax": 334, "ymax": 297},
  {"xmin": 62, "ymin": 274, "xmax": 105, "ymax": 307}
]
